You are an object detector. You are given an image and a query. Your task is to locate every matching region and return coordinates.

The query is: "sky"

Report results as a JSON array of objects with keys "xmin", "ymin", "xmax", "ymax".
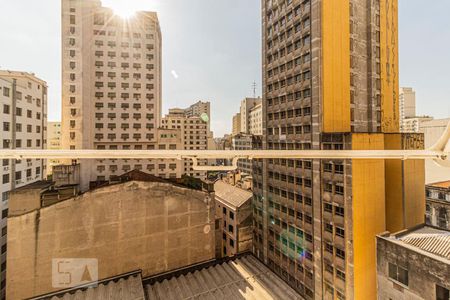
[{"xmin": 0, "ymin": 0, "xmax": 449, "ymax": 137}]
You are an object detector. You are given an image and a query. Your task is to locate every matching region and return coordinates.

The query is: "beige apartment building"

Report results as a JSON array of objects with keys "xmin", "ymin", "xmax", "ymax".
[
  {"xmin": 254, "ymin": 1, "xmax": 425, "ymax": 299},
  {"xmin": 61, "ymin": 0, "xmax": 162, "ymax": 190},
  {"xmin": 399, "ymin": 87, "xmax": 416, "ymax": 131},
  {"xmin": 248, "ymin": 102, "xmax": 263, "ymax": 135},
  {"xmin": 161, "ymin": 108, "xmax": 208, "ymax": 178},
  {"xmin": 232, "ymin": 112, "xmax": 241, "ymax": 136},
  {"xmin": 240, "ymin": 97, "xmax": 262, "ymax": 134},
  {"xmin": 425, "ymin": 181, "xmax": 450, "ymax": 230},
  {"xmin": 0, "ymin": 70, "xmax": 48, "ymax": 300},
  {"xmin": 47, "ymin": 121, "xmax": 61, "ymax": 175},
  {"xmin": 214, "ymin": 180, "xmax": 253, "ymax": 257}
]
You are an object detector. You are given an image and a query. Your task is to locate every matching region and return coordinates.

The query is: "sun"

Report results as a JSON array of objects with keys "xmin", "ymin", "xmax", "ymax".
[{"xmin": 103, "ymin": 0, "xmax": 140, "ymax": 19}]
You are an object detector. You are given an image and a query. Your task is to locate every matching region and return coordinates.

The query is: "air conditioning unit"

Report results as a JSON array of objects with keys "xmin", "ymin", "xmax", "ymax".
[{"xmin": 3, "ymin": 166, "xmax": 9, "ymax": 172}]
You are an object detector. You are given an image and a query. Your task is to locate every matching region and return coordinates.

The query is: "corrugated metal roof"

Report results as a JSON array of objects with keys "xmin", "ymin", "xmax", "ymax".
[
  {"xmin": 36, "ymin": 273, "xmax": 145, "ymax": 300},
  {"xmin": 145, "ymin": 255, "xmax": 303, "ymax": 300},
  {"xmin": 214, "ymin": 180, "xmax": 252, "ymax": 208},
  {"xmin": 398, "ymin": 226, "xmax": 450, "ymax": 260}
]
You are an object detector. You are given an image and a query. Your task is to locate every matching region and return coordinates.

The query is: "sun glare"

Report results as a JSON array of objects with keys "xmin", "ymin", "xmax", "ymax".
[{"xmin": 103, "ymin": 0, "xmax": 140, "ymax": 19}]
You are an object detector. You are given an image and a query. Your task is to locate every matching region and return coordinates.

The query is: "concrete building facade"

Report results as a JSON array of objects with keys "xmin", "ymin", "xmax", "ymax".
[
  {"xmin": 214, "ymin": 180, "xmax": 253, "ymax": 257},
  {"xmin": 426, "ymin": 181, "xmax": 450, "ymax": 230},
  {"xmin": 47, "ymin": 121, "xmax": 61, "ymax": 175},
  {"xmin": 161, "ymin": 108, "xmax": 208, "ymax": 179},
  {"xmin": 402, "ymin": 116, "xmax": 433, "ymax": 133},
  {"xmin": 399, "ymin": 87, "xmax": 416, "ymax": 131},
  {"xmin": 254, "ymin": 1, "xmax": 425, "ymax": 299},
  {"xmin": 232, "ymin": 112, "xmax": 241, "ymax": 136},
  {"xmin": 61, "ymin": 0, "xmax": 162, "ymax": 190},
  {"xmin": 240, "ymin": 97, "xmax": 262, "ymax": 135},
  {"xmin": 0, "ymin": 70, "xmax": 48, "ymax": 300},
  {"xmin": 6, "ymin": 177, "xmax": 215, "ymax": 300},
  {"xmin": 232, "ymin": 133, "xmax": 262, "ymax": 175},
  {"xmin": 377, "ymin": 226, "xmax": 450, "ymax": 300},
  {"xmin": 248, "ymin": 102, "xmax": 263, "ymax": 135}
]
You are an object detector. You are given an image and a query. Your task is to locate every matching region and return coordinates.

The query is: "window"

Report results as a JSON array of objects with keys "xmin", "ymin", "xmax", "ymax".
[
  {"xmin": 3, "ymin": 104, "xmax": 10, "ymax": 114},
  {"xmin": 388, "ymin": 263, "xmax": 408, "ymax": 286},
  {"xmin": 1, "ymin": 209, "xmax": 8, "ymax": 219},
  {"xmin": 228, "ymin": 224, "xmax": 234, "ymax": 233},
  {"xmin": 1, "ymin": 192, "xmax": 8, "ymax": 202},
  {"xmin": 436, "ymin": 285, "xmax": 450, "ymax": 300},
  {"xmin": 2, "ymin": 174, "xmax": 9, "ymax": 184},
  {"xmin": 229, "ymin": 211, "xmax": 234, "ymax": 220},
  {"xmin": 3, "ymin": 87, "xmax": 10, "ymax": 97}
]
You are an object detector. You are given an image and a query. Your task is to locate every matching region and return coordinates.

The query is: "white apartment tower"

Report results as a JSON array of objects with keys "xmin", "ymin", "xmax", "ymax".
[
  {"xmin": 0, "ymin": 70, "xmax": 47, "ymax": 299},
  {"xmin": 62, "ymin": 0, "xmax": 162, "ymax": 190}
]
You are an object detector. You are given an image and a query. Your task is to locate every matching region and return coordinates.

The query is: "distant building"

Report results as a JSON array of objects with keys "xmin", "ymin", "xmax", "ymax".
[
  {"xmin": 377, "ymin": 225, "xmax": 450, "ymax": 300},
  {"xmin": 248, "ymin": 102, "xmax": 262, "ymax": 135},
  {"xmin": 0, "ymin": 70, "xmax": 48, "ymax": 299},
  {"xmin": 161, "ymin": 108, "xmax": 208, "ymax": 179},
  {"xmin": 47, "ymin": 121, "xmax": 61, "ymax": 175},
  {"xmin": 183, "ymin": 101, "xmax": 210, "ymax": 122},
  {"xmin": 240, "ymin": 97, "xmax": 261, "ymax": 135},
  {"xmin": 420, "ymin": 118, "xmax": 450, "ymax": 183},
  {"xmin": 232, "ymin": 112, "xmax": 241, "ymax": 136},
  {"xmin": 426, "ymin": 181, "xmax": 450, "ymax": 230},
  {"xmin": 214, "ymin": 180, "xmax": 253, "ymax": 257},
  {"xmin": 399, "ymin": 87, "xmax": 416, "ymax": 131},
  {"xmin": 402, "ymin": 116, "xmax": 433, "ymax": 133},
  {"xmin": 7, "ymin": 171, "xmax": 215, "ymax": 299},
  {"xmin": 232, "ymin": 133, "xmax": 262, "ymax": 175}
]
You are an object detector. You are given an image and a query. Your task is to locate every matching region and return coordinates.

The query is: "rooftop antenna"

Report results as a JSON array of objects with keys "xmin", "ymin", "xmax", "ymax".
[{"xmin": 252, "ymin": 81, "xmax": 257, "ymax": 98}]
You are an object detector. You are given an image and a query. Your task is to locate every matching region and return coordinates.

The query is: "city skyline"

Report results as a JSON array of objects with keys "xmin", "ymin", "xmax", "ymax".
[{"xmin": 0, "ymin": 0, "xmax": 449, "ymax": 137}]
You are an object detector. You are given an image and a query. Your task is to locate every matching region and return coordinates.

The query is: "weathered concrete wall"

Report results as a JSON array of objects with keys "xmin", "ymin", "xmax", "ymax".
[
  {"xmin": 7, "ymin": 181, "xmax": 215, "ymax": 300},
  {"xmin": 377, "ymin": 236, "xmax": 450, "ymax": 300},
  {"xmin": 9, "ymin": 188, "xmax": 42, "ymax": 217}
]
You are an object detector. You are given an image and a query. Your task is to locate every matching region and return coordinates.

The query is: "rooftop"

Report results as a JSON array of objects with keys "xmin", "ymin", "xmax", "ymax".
[
  {"xmin": 428, "ymin": 180, "xmax": 450, "ymax": 189},
  {"xmin": 382, "ymin": 225, "xmax": 450, "ymax": 261},
  {"xmin": 30, "ymin": 255, "xmax": 303, "ymax": 300},
  {"xmin": 13, "ymin": 181, "xmax": 53, "ymax": 191},
  {"xmin": 30, "ymin": 271, "xmax": 145, "ymax": 300},
  {"xmin": 214, "ymin": 180, "xmax": 252, "ymax": 208},
  {"xmin": 145, "ymin": 255, "xmax": 302, "ymax": 300}
]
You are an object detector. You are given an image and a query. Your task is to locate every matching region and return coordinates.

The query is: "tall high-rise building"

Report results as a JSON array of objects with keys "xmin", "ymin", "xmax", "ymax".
[
  {"xmin": 240, "ymin": 97, "xmax": 262, "ymax": 134},
  {"xmin": 61, "ymin": 0, "xmax": 162, "ymax": 190},
  {"xmin": 47, "ymin": 121, "xmax": 61, "ymax": 175},
  {"xmin": 183, "ymin": 101, "xmax": 211, "ymax": 122},
  {"xmin": 253, "ymin": 1, "xmax": 425, "ymax": 299},
  {"xmin": 232, "ymin": 112, "xmax": 242, "ymax": 135},
  {"xmin": 248, "ymin": 102, "xmax": 263, "ymax": 135},
  {"xmin": 399, "ymin": 87, "xmax": 416, "ymax": 131},
  {"xmin": 0, "ymin": 70, "xmax": 47, "ymax": 300}
]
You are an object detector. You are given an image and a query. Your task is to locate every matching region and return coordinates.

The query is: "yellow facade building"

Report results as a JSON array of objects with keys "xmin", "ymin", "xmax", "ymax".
[{"xmin": 253, "ymin": 1, "xmax": 424, "ymax": 299}]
